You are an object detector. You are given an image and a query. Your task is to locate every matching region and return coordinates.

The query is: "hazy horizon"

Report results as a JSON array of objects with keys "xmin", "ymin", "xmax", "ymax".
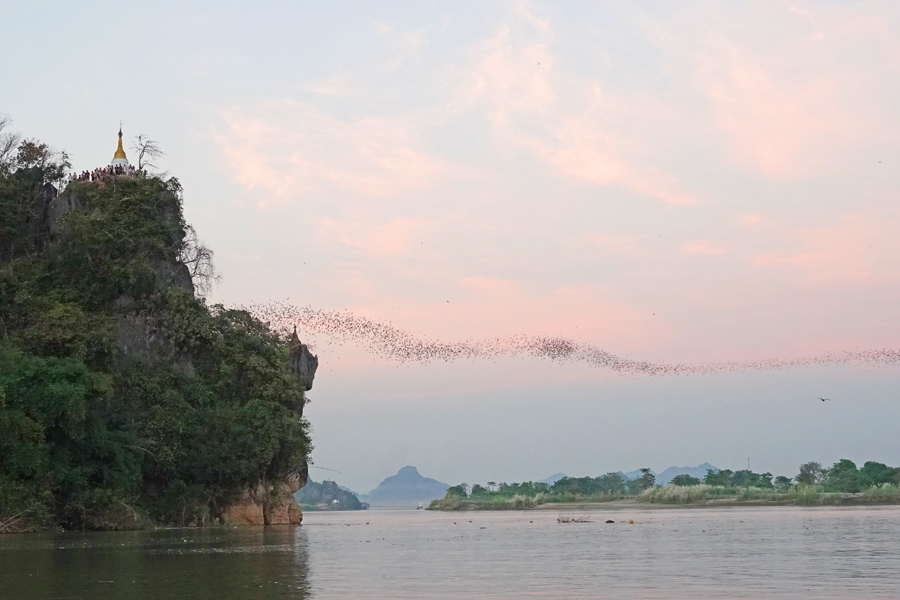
[{"xmin": 4, "ymin": 0, "xmax": 900, "ymax": 494}]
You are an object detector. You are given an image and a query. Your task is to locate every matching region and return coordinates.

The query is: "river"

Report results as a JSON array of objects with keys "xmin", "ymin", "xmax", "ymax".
[{"xmin": 1, "ymin": 505, "xmax": 899, "ymax": 599}]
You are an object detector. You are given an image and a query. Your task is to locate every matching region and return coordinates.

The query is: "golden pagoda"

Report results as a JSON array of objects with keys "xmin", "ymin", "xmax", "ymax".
[{"xmin": 111, "ymin": 123, "xmax": 129, "ymax": 167}]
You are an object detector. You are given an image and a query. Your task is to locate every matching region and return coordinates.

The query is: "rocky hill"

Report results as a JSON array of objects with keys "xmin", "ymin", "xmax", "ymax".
[
  {"xmin": 0, "ymin": 144, "xmax": 312, "ymax": 531},
  {"xmin": 295, "ymin": 480, "xmax": 368, "ymax": 510},
  {"xmin": 655, "ymin": 463, "xmax": 717, "ymax": 485},
  {"xmin": 362, "ymin": 466, "xmax": 449, "ymax": 507}
]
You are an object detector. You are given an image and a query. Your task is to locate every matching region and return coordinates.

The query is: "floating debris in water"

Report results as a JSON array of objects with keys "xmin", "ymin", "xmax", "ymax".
[{"xmin": 557, "ymin": 514, "xmax": 591, "ymax": 523}]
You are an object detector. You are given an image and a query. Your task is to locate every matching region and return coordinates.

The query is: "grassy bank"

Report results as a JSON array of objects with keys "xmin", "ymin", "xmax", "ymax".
[
  {"xmin": 429, "ymin": 493, "xmax": 629, "ymax": 511},
  {"xmin": 637, "ymin": 484, "xmax": 900, "ymax": 506},
  {"xmin": 430, "ymin": 484, "xmax": 900, "ymax": 511}
]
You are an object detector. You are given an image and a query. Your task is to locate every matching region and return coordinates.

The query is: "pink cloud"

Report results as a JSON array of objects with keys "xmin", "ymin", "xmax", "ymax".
[
  {"xmin": 215, "ymin": 100, "xmax": 447, "ymax": 206},
  {"xmin": 740, "ymin": 213, "xmax": 774, "ymax": 228},
  {"xmin": 681, "ymin": 241, "xmax": 731, "ymax": 256},
  {"xmin": 643, "ymin": 1, "xmax": 898, "ymax": 179},
  {"xmin": 317, "ymin": 217, "xmax": 433, "ymax": 257},
  {"xmin": 588, "ymin": 234, "xmax": 647, "ymax": 255},
  {"xmin": 750, "ymin": 213, "xmax": 900, "ymax": 286},
  {"xmin": 447, "ymin": 11, "xmax": 700, "ymax": 205}
]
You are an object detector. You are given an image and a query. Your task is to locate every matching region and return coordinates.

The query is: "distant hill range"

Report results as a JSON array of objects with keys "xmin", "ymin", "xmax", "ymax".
[
  {"xmin": 623, "ymin": 463, "xmax": 717, "ymax": 485},
  {"xmin": 361, "ymin": 466, "xmax": 449, "ymax": 507},
  {"xmin": 538, "ymin": 472, "xmax": 567, "ymax": 484}
]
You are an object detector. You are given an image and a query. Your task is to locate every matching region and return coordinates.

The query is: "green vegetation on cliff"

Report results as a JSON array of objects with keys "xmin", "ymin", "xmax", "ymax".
[{"xmin": 0, "ymin": 124, "xmax": 310, "ymax": 531}]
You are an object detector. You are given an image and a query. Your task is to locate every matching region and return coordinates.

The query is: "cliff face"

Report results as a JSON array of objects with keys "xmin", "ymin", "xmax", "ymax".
[
  {"xmin": 48, "ymin": 186, "xmax": 196, "ymax": 370},
  {"xmin": 220, "ymin": 475, "xmax": 305, "ymax": 525},
  {"xmin": 289, "ymin": 328, "xmax": 318, "ymax": 394},
  {"xmin": 48, "ymin": 182, "xmax": 314, "ymax": 527}
]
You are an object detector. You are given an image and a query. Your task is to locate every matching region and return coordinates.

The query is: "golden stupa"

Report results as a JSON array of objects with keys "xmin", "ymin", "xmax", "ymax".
[{"xmin": 111, "ymin": 124, "xmax": 129, "ymax": 166}]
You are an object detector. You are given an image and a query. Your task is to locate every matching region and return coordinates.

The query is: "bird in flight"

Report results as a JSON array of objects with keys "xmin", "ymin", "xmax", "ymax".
[{"xmin": 818, "ymin": 397, "xmax": 831, "ymax": 402}]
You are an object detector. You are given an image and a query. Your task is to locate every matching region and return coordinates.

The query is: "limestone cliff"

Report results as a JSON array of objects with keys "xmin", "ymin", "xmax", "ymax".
[{"xmin": 37, "ymin": 179, "xmax": 312, "ymax": 528}]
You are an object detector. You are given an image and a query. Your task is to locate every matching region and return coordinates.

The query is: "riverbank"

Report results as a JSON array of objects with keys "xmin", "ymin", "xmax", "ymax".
[{"xmin": 430, "ymin": 484, "xmax": 900, "ymax": 511}]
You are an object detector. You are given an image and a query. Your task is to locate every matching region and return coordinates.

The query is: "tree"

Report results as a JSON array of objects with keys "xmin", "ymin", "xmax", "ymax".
[
  {"xmin": 595, "ymin": 472, "xmax": 627, "ymax": 495},
  {"xmin": 774, "ymin": 476, "xmax": 793, "ymax": 492},
  {"xmin": 177, "ymin": 225, "xmax": 220, "ymax": 297},
  {"xmin": 796, "ymin": 462, "xmax": 825, "ymax": 486},
  {"xmin": 0, "ymin": 116, "xmax": 21, "ymax": 174},
  {"xmin": 14, "ymin": 139, "xmax": 70, "ymax": 183},
  {"xmin": 670, "ymin": 474, "xmax": 701, "ymax": 486},
  {"xmin": 470, "ymin": 484, "xmax": 488, "ymax": 497},
  {"xmin": 486, "ymin": 481, "xmax": 497, "ymax": 492},
  {"xmin": 131, "ymin": 134, "xmax": 165, "ymax": 171},
  {"xmin": 731, "ymin": 470, "xmax": 773, "ymax": 488},
  {"xmin": 704, "ymin": 468, "xmax": 734, "ymax": 487},
  {"xmin": 824, "ymin": 459, "xmax": 862, "ymax": 493},
  {"xmin": 636, "ymin": 468, "xmax": 655, "ymax": 491},
  {"xmin": 446, "ymin": 483, "xmax": 468, "ymax": 498},
  {"xmin": 860, "ymin": 461, "xmax": 899, "ymax": 487}
]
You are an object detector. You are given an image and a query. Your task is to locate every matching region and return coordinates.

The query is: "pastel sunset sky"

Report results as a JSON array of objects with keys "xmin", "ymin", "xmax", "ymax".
[{"xmin": 4, "ymin": 0, "xmax": 900, "ymax": 492}]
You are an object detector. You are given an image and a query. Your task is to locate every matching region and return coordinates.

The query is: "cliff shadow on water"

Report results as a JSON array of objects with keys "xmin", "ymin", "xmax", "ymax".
[{"xmin": 0, "ymin": 153, "xmax": 316, "ymax": 532}]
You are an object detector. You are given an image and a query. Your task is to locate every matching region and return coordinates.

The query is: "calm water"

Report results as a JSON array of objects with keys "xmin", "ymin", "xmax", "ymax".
[{"xmin": 1, "ymin": 505, "xmax": 899, "ymax": 599}]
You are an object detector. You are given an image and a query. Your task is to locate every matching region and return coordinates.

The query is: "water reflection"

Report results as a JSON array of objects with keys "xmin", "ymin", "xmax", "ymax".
[
  {"xmin": 3, "ymin": 507, "xmax": 900, "ymax": 599},
  {"xmin": 0, "ymin": 526, "xmax": 311, "ymax": 599}
]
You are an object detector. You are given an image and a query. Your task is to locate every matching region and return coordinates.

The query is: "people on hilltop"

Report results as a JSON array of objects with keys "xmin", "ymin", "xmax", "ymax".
[
  {"xmin": 65, "ymin": 125, "xmax": 144, "ymax": 186},
  {"xmin": 69, "ymin": 163, "xmax": 138, "ymax": 183}
]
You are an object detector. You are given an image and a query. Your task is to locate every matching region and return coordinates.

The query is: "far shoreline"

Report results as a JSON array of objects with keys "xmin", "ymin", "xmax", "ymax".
[{"xmin": 431, "ymin": 495, "xmax": 900, "ymax": 512}]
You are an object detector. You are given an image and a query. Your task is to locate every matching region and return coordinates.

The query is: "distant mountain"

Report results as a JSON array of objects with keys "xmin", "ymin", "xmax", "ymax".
[
  {"xmin": 623, "ymin": 464, "xmax": 717, "ymax": 484},
  {"xmin": 655, "ymin": 463, "xmax": 717, "ymax": 485},
  {"xmin": 361, "ymin": 466, "xmax": 449, "ymax": 507},
  {"xmin": 538, "ymin": 472, "xmax": 567, "ymax": 484},
  {"xmin": 295, "ymin": 480, "xmax": 368, "ymax": 511}
]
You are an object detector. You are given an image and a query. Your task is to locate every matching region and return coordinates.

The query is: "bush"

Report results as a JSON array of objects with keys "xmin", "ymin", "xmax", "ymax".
[
  {"xmin": 863, "ymin": 483, "xmax": 900, "ymax": 502},
  {"xmin": 638, "ymin": 484, "xmax": 715, "ymax": 504}
]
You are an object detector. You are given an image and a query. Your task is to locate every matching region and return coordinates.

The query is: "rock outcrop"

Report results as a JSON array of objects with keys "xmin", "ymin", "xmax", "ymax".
[
  {"xmin": 216, "ymin": 485, "xmax": 308, "ymax": 526},
  {"xmin": 289, "ymin": 327, "xmax": 318, "ymax": 393},
  {"xmin": 219, "ymin": 469, "xmax": 306, "ymax": 525}
]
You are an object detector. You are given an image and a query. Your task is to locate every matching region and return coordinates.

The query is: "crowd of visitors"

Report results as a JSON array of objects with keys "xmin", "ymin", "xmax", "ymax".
[{"xmin": 70, "ymin": 163, "xmax": 138, "ymax": 182}]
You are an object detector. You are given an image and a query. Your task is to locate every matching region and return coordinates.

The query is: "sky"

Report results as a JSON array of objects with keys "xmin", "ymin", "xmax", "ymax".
[{"xmin": 3, "ymin": 0, "xmax": 900, "ymax": 493}]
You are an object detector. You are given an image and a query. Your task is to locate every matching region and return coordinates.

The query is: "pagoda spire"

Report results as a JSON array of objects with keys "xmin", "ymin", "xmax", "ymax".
[{"xmin": 111, "ymin": 122, "xmax": 129, "ymax": 166}]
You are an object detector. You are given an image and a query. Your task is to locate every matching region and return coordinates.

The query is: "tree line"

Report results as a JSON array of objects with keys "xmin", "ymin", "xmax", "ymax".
[{"xmin": 442, "ymin": 460, "xmax": 900, "ymax": 501}]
